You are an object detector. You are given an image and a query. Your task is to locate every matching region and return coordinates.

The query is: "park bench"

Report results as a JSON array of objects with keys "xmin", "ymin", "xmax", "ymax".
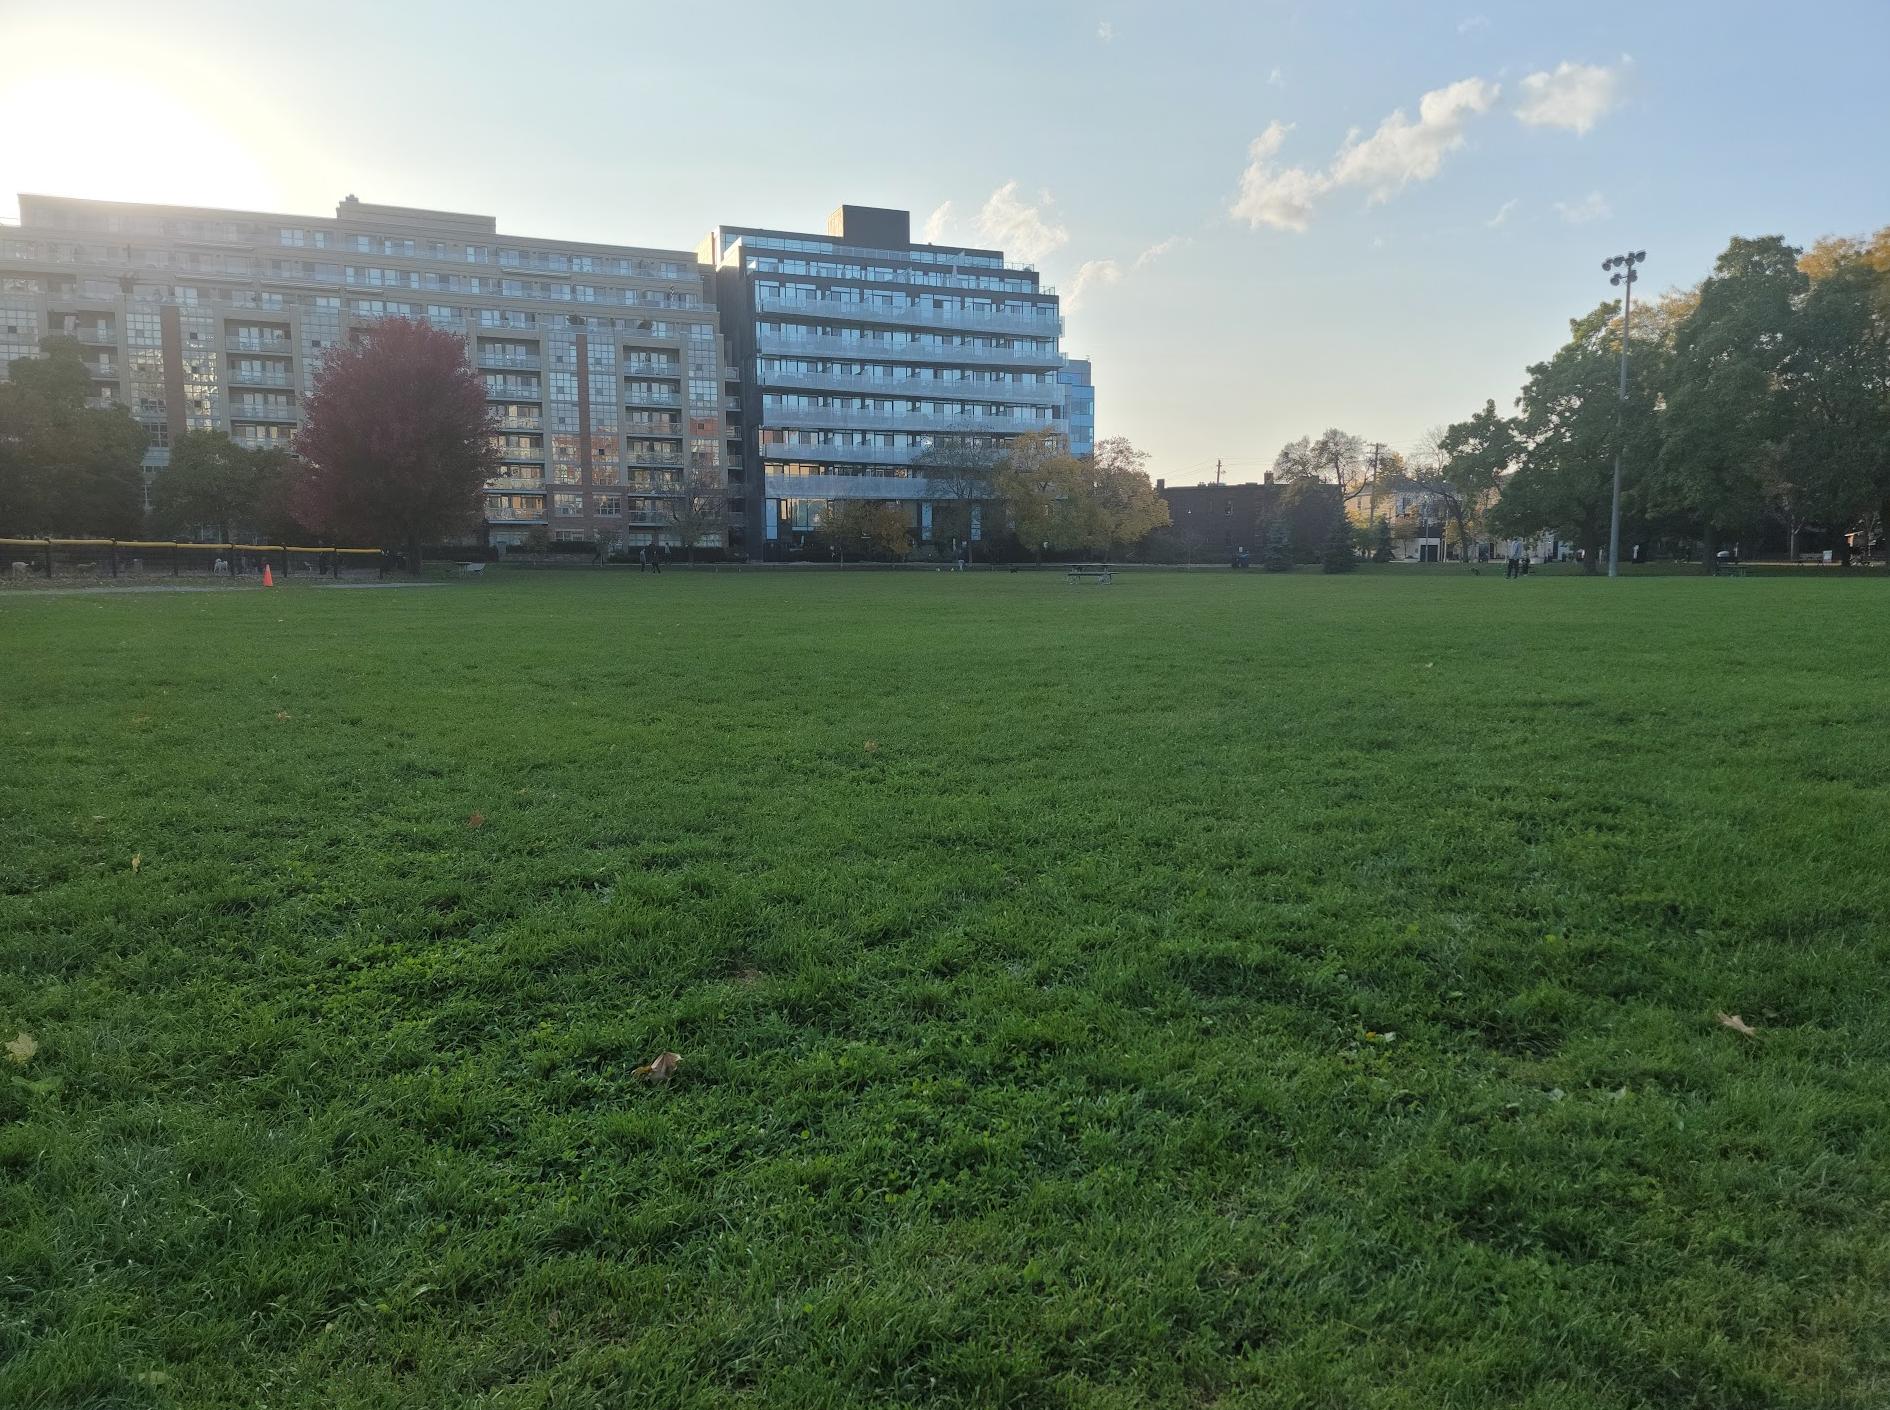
[
  {"xmin": 462, "ymin": 562, "xmax": 486, "ymax": 576},
  {"xmin": 1066, "ymin": 562, "xmax": 1114, "ymax": 585}
]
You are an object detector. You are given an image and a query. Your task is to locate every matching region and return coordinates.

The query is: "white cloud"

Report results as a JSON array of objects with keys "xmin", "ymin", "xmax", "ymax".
[
  {"xmin": 1065, "ymin": 259, "xmax": 1123, "ymax": 310},
  {"xmin": 1229, "ymin": 121, "xmax": 1324, "ymax": 232},
  {"xmin": 1458, "ymin": 15, "xmax": 1489, "ymax": 34},
  {"xmin": 1134, "ymin": 234, "xmax": 1188, "ymax": 268},
  {"xmin": 1515, "ymin": 61, "xmax": 1623, "ymax": 135},
  {"xmin": 919, "ymin": 201, "xmax": 954, "ymax": 244},
  {"xmin": 974, "ymin": 181, "xmax": 1068, "ymax": 265},
  {"xmin": 1267, "ymin": 66, "xmax": 1285, "ymax": 88},
  {"xmin": 1327, "ymin": 77, "xmax": 1500, "ymax": 202},
  {"xmin": 1554, "ymin": 191, "xmax": 1611, "ymax": 224},
  {"xmin": 1097, "ymin": 20, "xmax": 1115, "ymax": 41},
  {"xmin": 1486, "ymin": 198, "xmax": 1518, "ymax": 227},
  {"xmin": 1232, "ymin": 79, "xmax": 1499, "ymax": 231}
]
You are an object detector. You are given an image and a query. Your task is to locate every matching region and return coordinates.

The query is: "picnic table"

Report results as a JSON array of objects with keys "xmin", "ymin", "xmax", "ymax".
[{"xmin": 1065, "ymin": 562, "xmax": 1115, "ymax": 585}]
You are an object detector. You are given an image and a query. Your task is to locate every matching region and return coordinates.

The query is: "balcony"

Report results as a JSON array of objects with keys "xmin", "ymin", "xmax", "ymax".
[
  {"xmin": 69, "ymin": 326, "xmax": 118, "ymax": 346},
  {"xmin": 87, "ymin": 361, "xmax": 118, "ymax": 379},
  {"xmin": 486, "ymin": 509, "xmax": 548, "ymax": 524},
  {"xmin": 761, "ymin": 441, "xmax": 922, "ymax": 468},
  {"xmin": 496, "ymin": 450, "xmax": 544, "ymax": 464},
  {"xmin": 756, "ymin": 291, "xmax": 1062, "ymax": 336},
  {"xmin": 758, "ymin": 367, "xmax": 1065, "ymax": 407},
  {"xmin": 84, "ymin": 395, "xmax": 119, "ymax": 411},
  {"xmin": 493, "ymin": 414, "xmax": 543, "ymax": 431},
  {"xmin": 753, "ymin": 329, "xmax": 1061, "ymax": 367},
  {"xmin": 230, "ymin": 368, "xmax": 292, "ymax": 387},
  {"xmin": 226, "ymin": 333, "xmax": 292, "ymax": 354},
  {"xmin": 231, "ymin": 434, "xmax": 291, "ymax": 451},
  {"xmin": 626, "ymin": 450, "xmax": 684, "ymax": 467},
  {"xmin": 624, "ymin": 389, "xmax": 680, "ymax": 407},
  {"xmin": 623, "ymin": 361, "xmax": 682, "ymax": 378},
  {"xmin": 765, "ymin": 405, "xmax": 1056, "ymax": 435},
  {"xmin": 478, "ymin": 350, "xmax": 540, "ymax": 370},
  {"xmin": 486, "ymin": 475, "xmax": 545, "ymax": 491},
  {"xmin": 230, "ymin": 403, "xmax": 298, "ymax": 423},
  {"xmin": 484, "ymin": 384, "xmax": 541, "ymax": 401}
]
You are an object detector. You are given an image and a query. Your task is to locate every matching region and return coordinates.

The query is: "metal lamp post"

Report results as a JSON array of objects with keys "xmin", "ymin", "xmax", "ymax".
[{"xmin": 1601, "ymin": 250, "xmax": 1646, "ymax": 578}]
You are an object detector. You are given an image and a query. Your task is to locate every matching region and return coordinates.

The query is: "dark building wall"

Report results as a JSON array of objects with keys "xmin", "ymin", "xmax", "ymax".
[{"xmin": 1155, "ymin": 479, "xmax": 1341, "ymax": 561}]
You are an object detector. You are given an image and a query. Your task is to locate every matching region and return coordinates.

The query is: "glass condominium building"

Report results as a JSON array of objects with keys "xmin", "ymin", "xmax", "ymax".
[
  {"xmin": 1059, "ymin": 357, "xmax": 1095, "ymax": 458},
  {"xmin": 0, "ymin": 193, "xmax": 731, "ymax": 550},
  {"xmin": 700, "ymin": 204, "xmax": 1065, "ymax": 555}
]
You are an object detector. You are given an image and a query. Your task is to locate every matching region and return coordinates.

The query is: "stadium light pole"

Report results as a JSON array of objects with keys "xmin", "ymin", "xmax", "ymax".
[{"xmin": 1601, "ymin": 250, "xmax": 1646, "ymax": 578}]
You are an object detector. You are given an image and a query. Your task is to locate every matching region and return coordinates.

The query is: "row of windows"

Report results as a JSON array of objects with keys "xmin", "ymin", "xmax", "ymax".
[
  {"xmin": 754, "ymin": 322, "xmax": 1058, "ymax": 358},
  {"xmin": 745, "ymin": 255, "xmax": 1037, "ymax": 294},
  {"xmin": 763, "ymin": 393, "xmax": 1056, "ymax": 420},
  {"xmin": 735, "ymin": 234, "xmax": 1006, "ymax": 270},
  {"xmin": 758, "ymin": 357, "xmax": 1058, "ymax": 387}
]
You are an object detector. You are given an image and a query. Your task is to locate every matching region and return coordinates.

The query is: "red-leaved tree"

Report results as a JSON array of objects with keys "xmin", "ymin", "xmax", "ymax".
[{"xmin": 292, "ymin": 318, "xmax": 497, "ymax": 571}]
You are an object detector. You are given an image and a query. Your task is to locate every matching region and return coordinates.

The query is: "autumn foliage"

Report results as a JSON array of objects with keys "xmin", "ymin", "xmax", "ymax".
[{"xmin": 292, "ymin": 319, "xmax": 497, "ymax": 567}]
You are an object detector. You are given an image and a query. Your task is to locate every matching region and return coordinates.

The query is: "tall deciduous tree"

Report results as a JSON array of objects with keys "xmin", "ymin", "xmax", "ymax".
[
  {"xmin": 1658, "ymin": 236, "xmax": 1806, "ymax": 567},
  {"xmin": 1417, "ymin": 401, "xmax": 1518, "ymax": 566},
  {"xmin": 152, "ymin": 429, "xmax": 295, "ymax": 543},
  {"xmin": 291, "ymin": 319, "xmax": 497, "ymax": 571},
  {"xmin": 1778, "ymin": 248, "xmax": 1890, "ymax": 558},
  {"xmin": 991, "ymin": 429, "xmax": 1084, "ymax": 559},
  {"xmin": 913, "ymin": 439, "xmax": 999, "ymax": 559},
  {"xmin": 664, "ymin": 468, "xmax": 729, "ymax": 563},
  {"xmin": 820, "ymin": 499, "xmax": 910, "ymax": 559},
  {"xmin": 1076, "ymin": 436, "xmax": 1170, "ymax": 555},
  {"xmin": 1490, "ymin": 302, "xmax": 1660, "ymax": 573},
  {"xmin": 0, "ymin": 335, "xmax": 147, "ymax": 536}
]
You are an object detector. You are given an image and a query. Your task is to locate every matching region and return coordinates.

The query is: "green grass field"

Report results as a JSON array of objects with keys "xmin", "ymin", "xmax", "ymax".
[{"xmin": 3, "ymin": 569, "xmax": 1887, "ymax": 1409}]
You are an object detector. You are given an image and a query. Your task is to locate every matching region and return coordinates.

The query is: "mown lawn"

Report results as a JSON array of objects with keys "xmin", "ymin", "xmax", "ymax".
[{"xmin": 2, "ymin": 568, "xmax": 1887, "ymax": 1409}]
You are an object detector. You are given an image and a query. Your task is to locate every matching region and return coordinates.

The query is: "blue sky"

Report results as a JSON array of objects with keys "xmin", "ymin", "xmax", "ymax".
[{"xmin": 4, "ymin": 0, "xmax": 1887, "ymax": 483}]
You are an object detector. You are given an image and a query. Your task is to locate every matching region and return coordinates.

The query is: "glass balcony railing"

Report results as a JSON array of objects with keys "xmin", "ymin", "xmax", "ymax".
[
  {"xmin": 753, "ymin": 329, "xmax": 1062, "ymax": 367},
  {"xmin": 756, "ymin": 291, "xmax": 1061, "ymax": 336}
]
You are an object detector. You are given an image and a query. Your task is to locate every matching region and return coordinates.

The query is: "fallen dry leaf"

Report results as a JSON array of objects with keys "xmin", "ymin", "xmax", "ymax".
[
  {"xmin": 863, "ymin": 740, "xmax": 880, "ymax": 754},
  {"xmin": 467, "ymin": 812, "xmax": 484, "ymax": 829},
  {"xmin": 5, "ymin": 1032, "xmax": 37, "ymax": 1066},
  {"xmin": 632, "ymin": 1050, "xmax": 681, "ymax": 1084},
  {"xmin": 1716, "ymin": 1011, "xmax": 1759, "ymax": 1038},
  {"xmin": 130, "ymin": 852, "xmax": 142, "ymax": 873},
  {"xmin": 276, "ymin": 710, "xmax": 291, "ymax": 721}
]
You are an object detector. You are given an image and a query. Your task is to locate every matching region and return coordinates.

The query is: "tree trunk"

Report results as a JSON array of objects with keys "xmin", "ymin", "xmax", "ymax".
[
  {"xmin": 1580, "ymin": 526, "xmax": 1603, "ymax": 574},
  {"xmin": 407, "ymin": 534, "xmax": 423, "ymax": 576}
]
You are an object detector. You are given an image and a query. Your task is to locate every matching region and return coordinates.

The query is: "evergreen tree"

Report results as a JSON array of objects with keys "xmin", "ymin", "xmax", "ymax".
[
  {"xmin": 1321, "ymin": 512, "xmax": 1357, "ymax": 573},
  {"xmin": 1262, "ymin": 518, "xmax": 1294, "ymax": 572},
  {"xmin": 1373, "ymin": 516, "xmax": 1393, "ymax": 562}
]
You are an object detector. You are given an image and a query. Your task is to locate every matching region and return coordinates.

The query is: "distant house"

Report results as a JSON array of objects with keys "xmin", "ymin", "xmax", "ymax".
[{"xmin": 1152, "ymin": 473, "xmax": 1341, "ymax": 562}]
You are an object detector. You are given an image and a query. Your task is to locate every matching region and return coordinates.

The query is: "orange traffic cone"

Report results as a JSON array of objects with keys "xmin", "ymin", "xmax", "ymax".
[{"xmin": 263, "ymin": 563, "xmax": 274, "ymax": 587}]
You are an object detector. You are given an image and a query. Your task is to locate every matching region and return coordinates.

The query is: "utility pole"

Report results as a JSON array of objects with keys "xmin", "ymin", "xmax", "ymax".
[
  {"xmin": 1366, "ymin": 442, "xmax": 1383, "ymax": 518},
  {"xmin": 1601, "ymin": 250, "xmax": 1646, "ymax": 579},
  {"xmin": 1215, "ymin": 458, "xmax": 1223, "ymax": 486}
]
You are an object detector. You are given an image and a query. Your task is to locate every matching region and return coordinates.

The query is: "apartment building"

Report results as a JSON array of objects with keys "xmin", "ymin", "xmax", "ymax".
[
  {"xmin": 0, "ymin": 194, "xmax": 732, "ymax": 549},
  {"xmin": 701, "ymin": 205, "xmax": 1065, "ymax": 556},
  {"xmin": 1059, "ymin": 357, "xmax": 1095, "ymax": 458}
]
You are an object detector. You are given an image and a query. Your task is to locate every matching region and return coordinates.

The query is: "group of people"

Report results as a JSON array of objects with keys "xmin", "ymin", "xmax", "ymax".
[
  {"xmin": 1504, "ymin": 553, "xmax": 1533, "ymax": 579},
  {"xmin": 637, "ymin": 545, "xmax": 665, "ymax": 573}
]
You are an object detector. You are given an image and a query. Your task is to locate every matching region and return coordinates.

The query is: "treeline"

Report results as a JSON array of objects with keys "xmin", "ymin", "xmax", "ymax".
[
  {"xmin": 1447, "ymin": 230, "xmax": 1889, "ymax": 569},
  {"xmin": 1265, "ymin": 230, "xmax": 1890, "ymax": 572}
]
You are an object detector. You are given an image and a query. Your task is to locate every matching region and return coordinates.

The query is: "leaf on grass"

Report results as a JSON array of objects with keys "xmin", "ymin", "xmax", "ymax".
[
  {"xmin": 130, "ymin": 853, "xmax": 141, "ymax": 873},
  {"xmin": 467, "ymin": 812, "xmax": 484, "ymax": 829},
  {"xmin": 632, "ymin": 1051, "xmax": 681, "ymax": 1084},
  {"xmin": 135, "ymin": 1371, "xmax": 170, "ymax": 1388},
  {"xmin": 5, "ymin": 1031, "xmax": 36, "ymax": 1066},
  {"xmin": 1716, "ymin": 1011, "xmax": 1758, "ymax": 1038},
  {"xmin": 276, "ymin": 710, "xmax": 291, "ymax": 721},
  {"xmin": 863, "ymin": 740, "xmax": 880, "ymax": 754}
]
